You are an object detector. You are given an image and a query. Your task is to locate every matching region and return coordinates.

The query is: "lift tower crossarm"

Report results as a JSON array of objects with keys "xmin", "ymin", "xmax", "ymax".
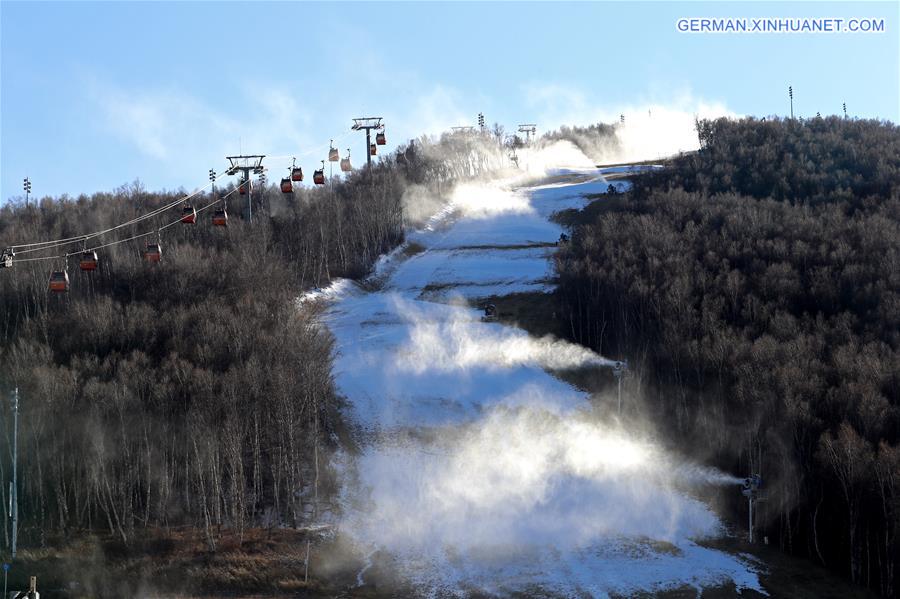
[
  {"xmin": 517, "ymin": 124, "xmax": 537, "ymax": 144},
  {"xmin": 225, "ymin": 154, "xmax": 266, "ymax": 224},
  {"xmin": 351, "ymin": 117, "xmax": 384, "ymax": 168}
]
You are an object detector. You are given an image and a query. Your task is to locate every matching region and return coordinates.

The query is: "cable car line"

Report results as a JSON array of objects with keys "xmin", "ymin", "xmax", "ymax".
[
  {"xmin": 12, "ymin": 181, "xmax": 215, "ymax": 255},
  {"xmin": 8, "ymin": 121, "xmax": 388, "ymax": 267},
  {"xmin": 9, "ymin": 186, "xmax": 241, "ymax": 265},
  {"xmin": 9, "ymin": 174, "xmax": 225, "ymax": 255}
]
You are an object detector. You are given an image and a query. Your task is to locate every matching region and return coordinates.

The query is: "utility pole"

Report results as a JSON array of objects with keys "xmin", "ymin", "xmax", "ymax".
[
  {"xmin": 10, "ymin": 387, "xmax": 18, "ymax": 560},
  {"xmin": 351, "ymin": 117, "xmax": 384, "ymax": 168},
  {"xmin": 517, "ymin": 124, "xmax": 537, "ymax": 145},
  {"xmin": 23, "ymin": 178, "xmax": 31, "ymax": 208},
  {"xmin": 789, "ymin": 86, "xmax": 794, "ymax": 119},
  {"xmin": 613, "ymin": 360, "xmax": 627, "ymax": 414},
  {"xmin": 225, "ymin": 155, "xmax": 265, "ymax": 224}
]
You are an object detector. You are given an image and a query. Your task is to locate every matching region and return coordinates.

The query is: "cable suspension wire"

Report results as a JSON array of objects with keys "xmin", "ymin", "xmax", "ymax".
[
  {"xmin": 265, "ymin": 131, "xmax": 355, "ymax": 163},
  {"xmin": 10, "ymin": 185, "xmax": 242, "ymax": 265},
  {"xmin": 14, "ymin": 193, "xmax": 192, "ymax": 255},
  {"xmin": 8, "ymin": 168, "xmax": 232, "ymax": 254},
  {"xmin": 11, "ymin": 187, "xmax": 191, "ymax": 251}
]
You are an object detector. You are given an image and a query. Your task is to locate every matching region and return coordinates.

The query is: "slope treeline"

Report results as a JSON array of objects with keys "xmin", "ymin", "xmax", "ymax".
[
  {"xmin": 0, "ymin": 133, "xmax": 502, "ymax": 551},
  {"xmin": 555, "ymin": 116, "xmax": 900, "ymax": 595}
]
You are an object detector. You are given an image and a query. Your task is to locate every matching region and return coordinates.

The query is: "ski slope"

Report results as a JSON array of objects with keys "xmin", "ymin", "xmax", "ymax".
[{"xmin": 312, "ymin": 163, "xmax": 764, "ymax": 597}]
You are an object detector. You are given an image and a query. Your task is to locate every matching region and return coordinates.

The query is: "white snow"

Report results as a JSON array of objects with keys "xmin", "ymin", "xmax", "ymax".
[{"xmin": 317, "ymin": 163, "xmax": 764, "ymax": 596}]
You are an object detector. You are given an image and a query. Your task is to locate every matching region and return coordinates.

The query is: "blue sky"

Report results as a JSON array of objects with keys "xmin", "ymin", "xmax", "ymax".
[{"xmin": 1, "ymin": 1, "xmax": 897, "ymax": 202}]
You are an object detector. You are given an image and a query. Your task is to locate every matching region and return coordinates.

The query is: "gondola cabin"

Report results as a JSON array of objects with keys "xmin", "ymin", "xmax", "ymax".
[
  {"xmin": 181, "ymin": 204, "xmax": 197, "ymax": 224},
  {"xmin": 79, "ymin": 251, "xmax": 99, "ymax": 271},
  {"xmin": 212, "ymin": 207, "xmax": 228, "ymax": 227},
  {"xmin": 291, "ymin": 167, "xmax": 304, "ymax": 182},
  {"xmin": 239, "ymin": 180, "xmax": 250, "ymax": 195},
  {"xmin": 313, "ymin": 169, "xmax": 325, "ymax": 185},
  {"xmin": 328, "ymin": 148, "xmax": 339, "ymax": 162},
  {"xmin": 48, "ymin": 270, "xmax": 69, "ymax": 293},
  {"xmin": 280, "ymin": 178, "xmax": 293, "ymax": 194},
  {"xmin": 376, "ymin": 132, "xmax": 386, "ymax": 145},
  {"xmin": 370, "ymin": 144, "xmax": 377, "ymax": 156},
  {"xmin": 340, "ymin": 158, "xmax": 352, "ymax": 172},
  {"xmin": 144, "ymin": 243, "xmax": 162, "ymax": 263}
]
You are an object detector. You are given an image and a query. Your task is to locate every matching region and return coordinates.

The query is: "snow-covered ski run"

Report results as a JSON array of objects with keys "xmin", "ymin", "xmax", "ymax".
[{"xmin": 306, "ymin": 152, "xmax": 765, "ymax": 598}]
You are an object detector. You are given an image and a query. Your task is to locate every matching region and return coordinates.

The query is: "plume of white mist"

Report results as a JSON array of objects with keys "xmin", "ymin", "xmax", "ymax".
[
  {"xmin": 672, "ymin": 463, "xmax": 745, "ymax": 486},
  {"xmin": 344, "ymin": 404, "xmax": 733, "ymax": 556},
  {"xmin": 605, "ymin": 101, "xmax": 736, "ymax": 163},
  {"xmin": 401, "ymin": 183, "xmax": 445, "ymax": 226},
  {"xmin": 400, "ymin": 179, "xmax": 536, "ymax": 232},
  {"xmin": 397, "ymin": 132, "xmax": 522, "ymax": 228},
  {"xmin": 446, "ymin": 182, "xmax": 535, "ymax": 220},
  {"xmin": 516, "ymin": 139, "xmax": 597, "ymax": 176},
  {"xmin": 391, "ymin": 295, "xmax": 612, "ymax": 374},
  {"xmin": 529, "ymin": 91, "xmax": 737, "ymax": 164}
]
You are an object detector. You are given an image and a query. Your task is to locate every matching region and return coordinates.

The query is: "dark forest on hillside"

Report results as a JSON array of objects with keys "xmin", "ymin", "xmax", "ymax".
[
  {"xmin": 555, "ymin": 116, "xmax": 900, "ymax": 596},
  {"xmin": 0, "ymin": 133, "xmax": 503, "ymax": 556}
]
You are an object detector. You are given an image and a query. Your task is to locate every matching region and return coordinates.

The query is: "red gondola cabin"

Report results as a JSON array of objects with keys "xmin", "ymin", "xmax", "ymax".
[
  {"xmin": 212, "ymin": 207, "xmax": 228, "ymax": 227},
  {"xmin": 376, "ymin": 132, "xmax": 386, "ymax": 145},
  {"xmin": 79, "ymin": 251, "xmax": 99, "ymax": 271},
  {"xmin": 144, "ymin": 243, "xmax": 162, "ymax": 263},
  {"xmin": 313, "ymin": 170, "xmax": 325, "ymax": 185},
  {"xmin": 280, "ymin": 178, "xmax": 293, "ymax": 194},
  {"xmin": 48, "ymin": 270, "xmax": 69, "ymax": 292},
  {"xmin": 291, "ymin": 167, "xmax": 304, "ymax": 182},
  {"xmin": 239, "ymin": 180, "xmax": 250, "ymax": 195},
  {"xmin": 370, "ymin": 144, "xmax": 377, "ymax": 156},
  {"xmin": 181, "ymin": 204, "xmax": 197, "ymax": 224}
]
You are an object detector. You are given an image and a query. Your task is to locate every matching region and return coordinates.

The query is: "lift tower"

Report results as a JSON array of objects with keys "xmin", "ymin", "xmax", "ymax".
[
  {"xmin": 226, "ymin": 154, "xmax": 265, "ymax": 224},
  {"xmin": 517, "ymin": 124, "xmax": 537, "ymax": 144},
  {"xmin": 351, "ymin": 117, "xmax": 384, "ymax": 168}
]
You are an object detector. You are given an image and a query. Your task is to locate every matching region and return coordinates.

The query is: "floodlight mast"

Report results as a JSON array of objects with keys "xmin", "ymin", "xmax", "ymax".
[
  {"xmin": 351, "ymin": 117, "xmax": 384, "ymax": 168},
  {"xmin": 226, "ymin": 154, "xmax": 265, "ymax": 224}
]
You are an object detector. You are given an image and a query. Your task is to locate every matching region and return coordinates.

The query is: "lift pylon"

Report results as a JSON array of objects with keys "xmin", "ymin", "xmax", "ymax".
[
  {"xmin": 351, "ymin": 117, "xmax": 384, "ymax": 168},
  {"xmin": 517, "ymin": 124, "xmax": 537, "ymax": 144},
  {"xmin": 226, "ymin": 154, "xmax": 265, "ymax": 224}
]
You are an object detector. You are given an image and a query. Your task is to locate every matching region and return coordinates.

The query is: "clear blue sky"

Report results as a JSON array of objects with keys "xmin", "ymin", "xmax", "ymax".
[{"xmin": 2, "ymin": 1, "xmax": 897, "ymax": 202}]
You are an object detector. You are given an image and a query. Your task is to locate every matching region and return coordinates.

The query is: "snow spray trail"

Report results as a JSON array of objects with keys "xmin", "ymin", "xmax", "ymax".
[{"xmin": 317, "ymin": 145, "xmax": 763, "ymax": 596}]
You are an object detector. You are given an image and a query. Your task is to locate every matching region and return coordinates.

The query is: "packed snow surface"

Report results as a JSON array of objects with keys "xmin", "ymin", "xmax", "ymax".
[{"xmin": 315, "ymin": 162, "xmax": 763, "ymax": 597}]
